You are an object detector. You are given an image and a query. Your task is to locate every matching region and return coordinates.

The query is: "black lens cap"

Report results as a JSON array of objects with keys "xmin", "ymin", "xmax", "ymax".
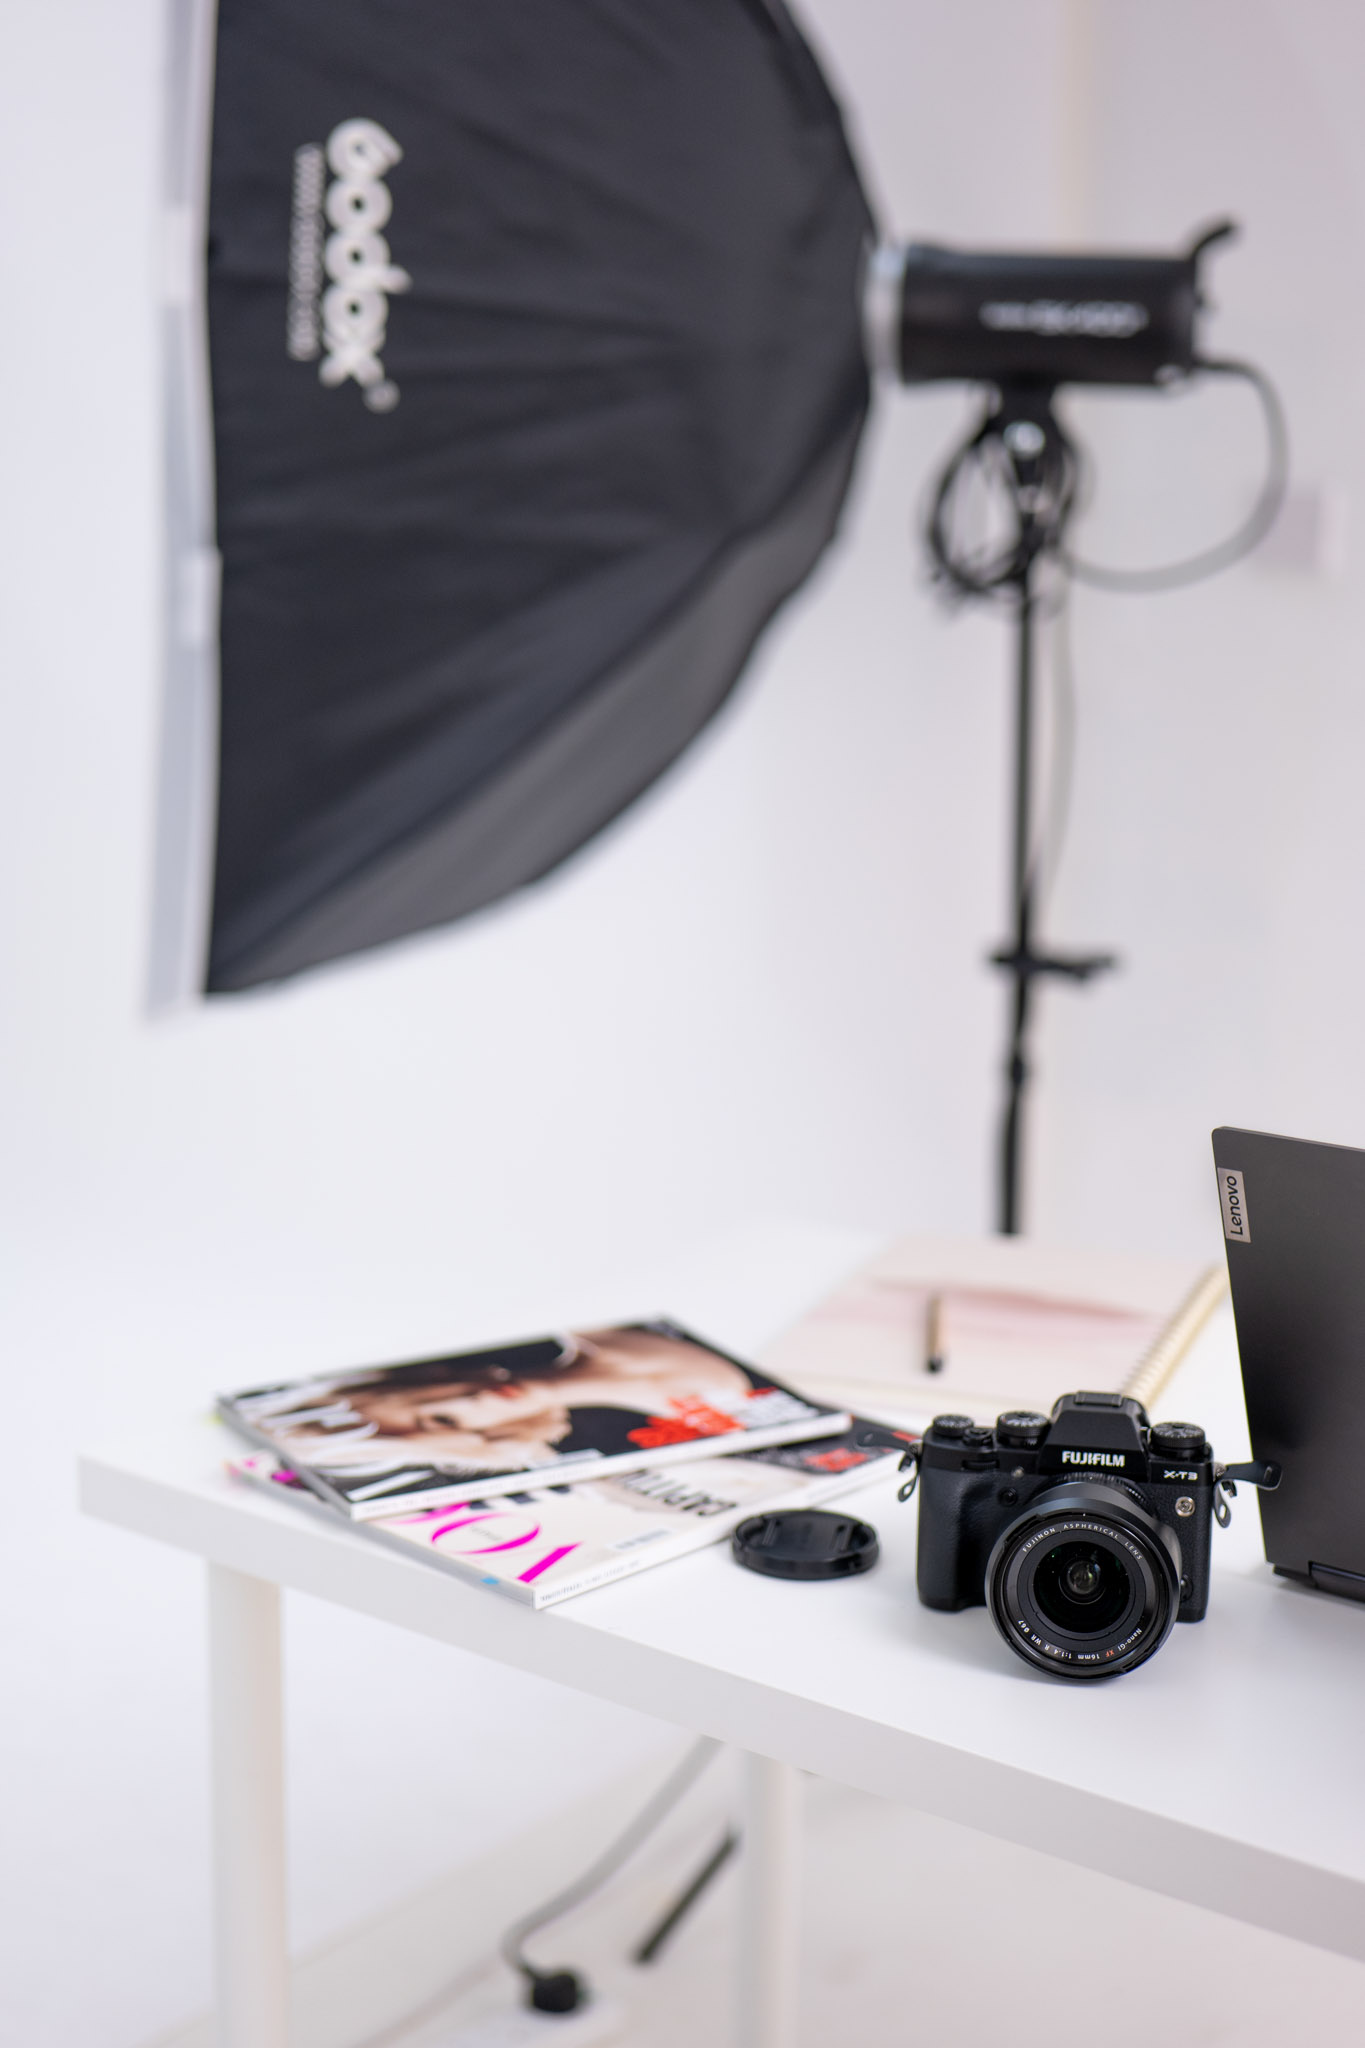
[{"xmin": 732, "ymin": 1509, "xmax": 879, "ymax": 1581}]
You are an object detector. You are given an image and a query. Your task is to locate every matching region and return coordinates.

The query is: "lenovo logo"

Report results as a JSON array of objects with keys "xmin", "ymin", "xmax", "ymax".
[{"xmin": 1218, "ymin": 1167, "xmax": 1251, "ymax": 1244}]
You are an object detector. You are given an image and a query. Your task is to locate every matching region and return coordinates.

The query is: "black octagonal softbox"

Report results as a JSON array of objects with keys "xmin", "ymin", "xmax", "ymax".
[{"xmin": 152, "ymin": 0, "xmax": 873, "ymax": 996}]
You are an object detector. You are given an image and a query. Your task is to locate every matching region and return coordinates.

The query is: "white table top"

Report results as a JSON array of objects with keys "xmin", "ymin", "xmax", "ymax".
[{"xmin": 79, "ymin": 1223, "xmax": 1365, "ymax": 1965}]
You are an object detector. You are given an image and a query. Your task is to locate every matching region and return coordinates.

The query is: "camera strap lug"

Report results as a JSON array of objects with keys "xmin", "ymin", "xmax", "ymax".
[
  {"xmin": 855, "ymin": 1426, "xmax": 922, "ymax": 1501},
  {"xmin": 1212, "ymin": 1457, "xmax": 1282, "ymax": 1527},
  {"xmin": 1218, "ymin": 1458, "xmax": 1282, "ymax": 1490}
]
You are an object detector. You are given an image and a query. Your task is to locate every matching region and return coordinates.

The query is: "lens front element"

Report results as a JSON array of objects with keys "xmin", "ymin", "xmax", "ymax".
[
  {"xmin": 986, "ymin": 1483, "xmax": 1182, "ymax": 1680},
  {"xmin": 1034, "ymin": 1540, "xmax": 1131, "ymax": 1635}
]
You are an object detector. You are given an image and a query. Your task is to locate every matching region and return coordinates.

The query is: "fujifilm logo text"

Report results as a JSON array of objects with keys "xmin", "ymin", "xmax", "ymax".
[
  {"xmin": 1061, "ymin": 1450, "xmax": 1126, "ymax": 1468},
  {"xmin": 1218, "ymin": 1167, "xmax": 1251, "ymax": 1244}
]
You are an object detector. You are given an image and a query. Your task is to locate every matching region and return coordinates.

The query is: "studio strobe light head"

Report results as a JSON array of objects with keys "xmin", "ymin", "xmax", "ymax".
[{"xmin": 868, "ymin": 220, "xmax": 1235, "ymax": 388}]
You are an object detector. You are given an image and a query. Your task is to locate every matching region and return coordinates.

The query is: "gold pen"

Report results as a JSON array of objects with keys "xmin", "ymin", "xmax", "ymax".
[{"xmin": 924, "ymin": 1292, "xmax": 946, "ymax": 1375}]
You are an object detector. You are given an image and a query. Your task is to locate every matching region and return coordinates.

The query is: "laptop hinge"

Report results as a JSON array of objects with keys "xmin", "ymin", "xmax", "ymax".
[{"xmin": 1306, "ymin": 1561, "xmax": 1365, "ymax": 1602}]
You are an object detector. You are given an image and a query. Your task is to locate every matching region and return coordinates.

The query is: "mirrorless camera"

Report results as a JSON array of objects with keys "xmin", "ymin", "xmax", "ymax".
[{"xmin": 905, "ymin": 1392, "xmax": 1276, "ymax": 1680}]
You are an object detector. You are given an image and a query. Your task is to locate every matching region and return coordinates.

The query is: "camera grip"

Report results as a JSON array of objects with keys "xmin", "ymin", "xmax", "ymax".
[{"xmin": 917, "ymin": 1466, "xmax": 1001, "ymax": 1610}]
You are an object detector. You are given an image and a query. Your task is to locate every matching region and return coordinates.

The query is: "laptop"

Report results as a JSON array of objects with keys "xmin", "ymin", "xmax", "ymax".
[{"xmin": 1213, "ymin": 1126, "xmax": 1365, "ymax": 1601}]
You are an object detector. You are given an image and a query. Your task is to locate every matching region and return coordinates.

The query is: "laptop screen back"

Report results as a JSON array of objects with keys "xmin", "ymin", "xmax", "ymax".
[{"xmin": 1214, "ymin": 1125, "xmax": 1365, "ymax": 1592}]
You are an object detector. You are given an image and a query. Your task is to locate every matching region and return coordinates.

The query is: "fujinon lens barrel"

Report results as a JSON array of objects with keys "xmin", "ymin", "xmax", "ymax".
[{"xmin": 985, "ymin": 1482, "xmax": 1182, "ymax": 1680}]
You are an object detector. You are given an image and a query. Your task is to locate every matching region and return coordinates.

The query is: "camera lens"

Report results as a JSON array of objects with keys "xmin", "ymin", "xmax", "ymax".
[
  {"xmin": 985, "ymin": 1482, "xmax": 1181, "ymax": 1681},
  {"xmin": 1033, "ymin": 1541, "xmax": 1131, "ymax": 1634}
]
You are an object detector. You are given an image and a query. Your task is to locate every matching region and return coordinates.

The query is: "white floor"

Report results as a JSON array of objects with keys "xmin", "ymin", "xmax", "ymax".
[{"xmin": 391, "ymin": 1767, "xmax": 1365, "ymax": 2048}]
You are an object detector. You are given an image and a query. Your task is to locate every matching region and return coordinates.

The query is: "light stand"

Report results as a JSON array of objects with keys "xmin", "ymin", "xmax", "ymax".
[
  {"xmin": 873, "ymin": 220, "xmax": 1285, "ymax": 1234},
  {"xmin": 929, "ymin": 386, "xmax": 1115, "ymax": 1233}
]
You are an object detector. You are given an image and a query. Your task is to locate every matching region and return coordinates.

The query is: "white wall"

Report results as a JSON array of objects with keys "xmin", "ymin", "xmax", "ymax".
[
  {"xmin": 4, "ymin": 3, "xmax": 1364, "ymax": 2043},
  {"xmin": 1036, "ymin": 0, "xmax": 1365, "ymax": 1248}
]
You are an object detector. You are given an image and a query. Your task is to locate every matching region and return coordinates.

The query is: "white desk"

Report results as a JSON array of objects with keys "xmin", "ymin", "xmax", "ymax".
[{"xmin": 79, "ymin": 1229, "xmax": 1365, "ymax": 2048}]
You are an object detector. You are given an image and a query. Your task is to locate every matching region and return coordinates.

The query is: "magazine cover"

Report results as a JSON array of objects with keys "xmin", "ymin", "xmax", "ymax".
[
  {"xmin": 219, "ymin": 1320, "xmax": 851, "ymax": 1520},
  {"xmin": 228, "ymin": 1416, "xmax": 902, "ymax": 1608}
]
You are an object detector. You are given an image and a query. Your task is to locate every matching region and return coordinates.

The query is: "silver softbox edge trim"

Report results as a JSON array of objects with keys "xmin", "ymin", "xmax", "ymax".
[{"xmin": 145, "ymin": 0, "xmax": 221, "ymax": 1012}]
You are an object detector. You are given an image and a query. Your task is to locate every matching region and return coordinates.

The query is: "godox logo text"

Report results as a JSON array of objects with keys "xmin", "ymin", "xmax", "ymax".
[
  {"xmin": 980, "ymin": 299, "xmax": 1149, "ymax": 339},
  {"xmin": 289, "ymin": 118, "xmax": 410, "ymax": 412}
]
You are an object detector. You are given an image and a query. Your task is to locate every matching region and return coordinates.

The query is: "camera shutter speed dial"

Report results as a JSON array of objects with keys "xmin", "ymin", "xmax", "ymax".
[
  {"xmin": 1150, "ymin": 1422, "xmax": 1208, "ymax": 1460},
  {"xmin": 996, "ymin": 1411, "xmax": 1048, "ymax": 1447}
]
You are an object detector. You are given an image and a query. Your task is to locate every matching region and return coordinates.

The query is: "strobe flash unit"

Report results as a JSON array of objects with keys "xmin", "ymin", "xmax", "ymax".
[{"xmin": 869, "ymin": 220, "xmax": 1235, "ymax": 388}]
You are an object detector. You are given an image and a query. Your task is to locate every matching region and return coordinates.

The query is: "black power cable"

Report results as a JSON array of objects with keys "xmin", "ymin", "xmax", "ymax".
[
  {"xmin": 500, "ymin": 1736, "xmax": 721, "ymax": 2012},
  {"xmin": 927, "ymin": 396, "xmax": 1079, "ymax": 602},
  {"xmin": 1063, "ymin": 356, "xmax": 1289, "ymax": 592},
  {"xmin": 925, "ymin": 358, "xmax": 1287, "ymax": 603},
  {"xmin": 343, "ymin": 1737, "xmax": 722, "ymax": 2046}
]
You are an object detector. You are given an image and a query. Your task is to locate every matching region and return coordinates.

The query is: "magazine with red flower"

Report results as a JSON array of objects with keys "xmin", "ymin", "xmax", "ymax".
[
  {"xmin": 218, "ymin": 1319, "xmax": 850, "ymax": 1520},
  {"xmin": 227, "ymin": 1415, "xmax": 900, "ymax": 1608}
]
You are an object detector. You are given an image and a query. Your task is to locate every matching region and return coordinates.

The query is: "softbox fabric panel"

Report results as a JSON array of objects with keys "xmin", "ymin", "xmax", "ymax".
[{"xmin": 202, "ymin": 0, "xmax": 873, "ymax": 990}]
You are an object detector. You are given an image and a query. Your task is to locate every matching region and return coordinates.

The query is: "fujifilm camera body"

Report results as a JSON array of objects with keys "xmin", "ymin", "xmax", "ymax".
[{"xmin": 916, "ymin": 1393, "xmax": 1220, "ymax": 1679}]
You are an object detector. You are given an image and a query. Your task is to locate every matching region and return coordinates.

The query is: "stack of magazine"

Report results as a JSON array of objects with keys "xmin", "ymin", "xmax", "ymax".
[
  {"xmin": 220, "ymin": 1238, "xmax": 1225, "ymax": 1611},
  {"xmin": 221, "ymin": 1318, "xmax": 902, "ymax": 1609}
]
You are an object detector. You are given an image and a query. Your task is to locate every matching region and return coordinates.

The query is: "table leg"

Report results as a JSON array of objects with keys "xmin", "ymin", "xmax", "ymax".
[
  {"xmin": 208, "ymin": 1564, "xmax": 289, "ymax": 2048},
  {"xmin": 737, "ymin": 1752, "xmax": 801, "ymax": 2048}
]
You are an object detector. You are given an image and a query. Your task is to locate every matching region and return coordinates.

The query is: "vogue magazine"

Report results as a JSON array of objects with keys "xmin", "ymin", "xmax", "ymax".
[{"xmin": 228, "ymin": 1417, "xmax": 899, "ymax": 1607}]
